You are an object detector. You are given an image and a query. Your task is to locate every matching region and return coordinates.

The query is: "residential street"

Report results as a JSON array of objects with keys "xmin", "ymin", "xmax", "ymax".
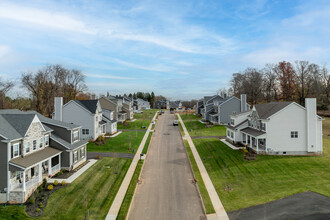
[{"xmin": 128, "ymin": 111, "xmax": 205, "ymax": 220}]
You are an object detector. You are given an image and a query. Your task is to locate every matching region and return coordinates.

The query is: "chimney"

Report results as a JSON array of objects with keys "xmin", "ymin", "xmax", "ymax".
[
  {"xmin": 91, "ymin": 94, "xmax": 96, "ymax": 100},
  {"xmin": 223, "ymin": 93, "xmax": 227, "ymax": 98},
  {"xmin": 54, "ymin": 97, "xmax": 63, "ymax": 121},
  {"xmin": 306, "ymin": 98, "xmax": 317, "ymax": 152},
  {"xmin": 240, "ymin": 94, "xmax": 247, "ymax": 112}
]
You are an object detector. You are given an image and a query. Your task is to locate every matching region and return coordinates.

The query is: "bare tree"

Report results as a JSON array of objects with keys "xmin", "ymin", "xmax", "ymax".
[
  {"xmin": 0, "ymin": 78, "xmax": 14, "ymax": 108},
  {"xmin": 263, "ymin": 64, "xmax": 279, "ymax": 102},
  {"xmin": 321, "ymin": 66, "xmax": 330, "ymax": 105},
  {"xmin": 295, "ymin": 61, "xmax": 313, "ymax": 105}
]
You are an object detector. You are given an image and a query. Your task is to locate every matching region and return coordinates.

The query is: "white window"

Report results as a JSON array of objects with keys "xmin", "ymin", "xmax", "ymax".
[
  {"xmin": 45, "ymin": 135, "xmax": 49, "ymax": 146},
  {"xmin": 231, "ymin": 132, "xmax": 233, "ymax": 138},
  {"xmin": 227, "ymin": 130, "xmax": 230, "ymax": 137},
  {"xmin": 291, "ymin": 131, "xmax": 298, "ymax": 138},
  {"xmin": 25, "ymin": 142, "xmax": 30, "ymax": 153},
  {"xmin": 80, "ymin": 147, "xmax": 85, "ymax": 158},
  {"xmin": 39, "ymin": 137, "xmax": 43, "ymax": 148},
  {"xmin": 16, "ymin": 171, "xmax": 22, "ymax": 180},
  {"xmin": 13, "ymin": 143, "xmax": 19, "ymax": 158},
  {"xmin": 73, "ymin": 151, "xmax": 78, "ymax": 163},
  {"xmin": 73, "ymin": 130, "xmax": 79, "ymax": 142},
  {"xmin": 33, "ymin": 140, "xmax": 37, "ymax": 150},
  {"xmin": 96, "ymin": 116, "xmax": 98, "ymax": 122},
  {"xmin": 230, "ymin": 119, "xmax": 234, "ymax": 125}
]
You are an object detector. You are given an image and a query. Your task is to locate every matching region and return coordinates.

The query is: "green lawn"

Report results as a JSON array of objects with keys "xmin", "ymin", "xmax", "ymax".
[
  {"xmin": 142, "ymin": 132, "xmax": 153, "ymax": 154},
  {"xmin": 180, "ymin": 113, "xmax": 202, "ymax": 121},
  {"xmin": 184, "ymin": 140, "xmax": 215, "ymax": 214},
  {"xmin": 117, "ymin": 160, "xmax": 143, "ymax": 220},
  {"xmin": 87, "ymin": 131, "xmax": 145, "ymax": 153},
  {"xmin": 117, "ymin": 119, "xmax": 151, "ymax": 130},
  {"xmin": 184, "ymin": 121, "xmax": 226, "ymax": 137},
  {"xmin": 0, "ymin": 158, "xmax": 131, "ymax": 220},
  {"xmin": 193, "ymin": 135, "xmax": 330, "ymax": 212},
  {"xmin": 133, "ymin": 109, "xmax": 158, "ymax": 120}
]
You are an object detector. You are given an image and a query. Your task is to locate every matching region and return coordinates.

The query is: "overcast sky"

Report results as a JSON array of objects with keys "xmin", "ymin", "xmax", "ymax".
[{"xmin": 1, "ymin": 0, "xmax": 330, "ymax": 100}]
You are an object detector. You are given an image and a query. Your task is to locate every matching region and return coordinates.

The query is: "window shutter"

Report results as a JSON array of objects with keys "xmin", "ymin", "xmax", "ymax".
[{"xmin": 11, "ymin": 145, "xmax": 13, "ymax": 158}]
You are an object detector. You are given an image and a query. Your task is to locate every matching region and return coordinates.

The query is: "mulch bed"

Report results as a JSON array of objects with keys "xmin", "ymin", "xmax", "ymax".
[
  {"xmin": 52, "ymin": 160, "xmax": 90, "ymax": 179},
  {"xmin": 26, "ymin": 182, "xmax": 68, "ymax": 217}
]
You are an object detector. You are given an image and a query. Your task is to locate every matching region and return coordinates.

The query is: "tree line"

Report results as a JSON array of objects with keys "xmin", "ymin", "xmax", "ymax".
[{"xmin": 230, "ymin": 61, "xmax": 330, "ymax": 109}]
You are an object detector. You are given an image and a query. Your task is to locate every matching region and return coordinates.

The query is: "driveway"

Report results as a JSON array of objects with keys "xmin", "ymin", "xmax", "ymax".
[
  {"xmin": 128, "ymin": 111, "xmax": 205, "ymax": 220},
  {"xmin": 228, "ymin": 191, "xmax": 330, "ymax": 220}
]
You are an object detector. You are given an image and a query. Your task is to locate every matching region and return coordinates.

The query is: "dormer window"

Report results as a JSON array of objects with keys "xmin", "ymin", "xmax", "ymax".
[
  {"xmin": 45, "ymin": 135, "xmax": 49, "ymax": 146},
  {"xmin": 73, "ymin": 130, "xmax": 79, "ymax": 142},
  {"xmin": 230, "ymin": 119, "xmax": 234, "ymax": 125}
]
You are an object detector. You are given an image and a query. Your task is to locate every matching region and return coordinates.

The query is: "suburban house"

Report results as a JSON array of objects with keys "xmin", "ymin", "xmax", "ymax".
[
  {"xmin": 0, "ymin": 109, "xmax": 87, "ymax": 204},
  {"xmin": 169, "ymin": 101, "xmax": 182, "ymax": 110},
  {"xmin": 107, "ymin": 96, "xmax": 134, "ymax": 121},
  {"xmin": 201, "ymin": 94, "xmax": 250, "ymax": 124},
  {"xmin": 134, "ymin": 98, "xmax": 151, "ymax": 110},
  {"xmin": 154, "ymin": 99, "xmax": 169, "ymax": 109},
  {"xmin": 53, "ymin": 97, "xmax": 107, "ymax": 141},
  {"xmin": 195, "ymin": 99, "xmax": 204, "ymax": 114},
  {"xmin": 226, "ymin": 98, "xmax": 323, "ymax": 155},
  {"xmin": 101, "ymin": 109, "xmax": 117, "ymax": 135}
]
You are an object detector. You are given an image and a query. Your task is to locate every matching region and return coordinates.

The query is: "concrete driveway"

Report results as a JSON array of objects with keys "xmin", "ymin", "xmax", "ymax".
[{"xmin": 128, "ymin": 111, "xmax": 205, "ymax": 220}]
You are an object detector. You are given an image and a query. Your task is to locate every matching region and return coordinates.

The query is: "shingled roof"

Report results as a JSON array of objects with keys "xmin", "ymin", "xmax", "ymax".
[
  {"xmin": 74, "ymin": 100, "xmax": 99, "ymax": 114},
  {"xmin": 255, "ymin": 102, "xmax": 293, "ymax": 119}
]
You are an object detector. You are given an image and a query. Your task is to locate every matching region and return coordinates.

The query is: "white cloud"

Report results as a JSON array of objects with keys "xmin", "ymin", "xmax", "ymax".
[
  {"xmin": 0, "ymin": 3, "xmax": 94, "ymax": 34},
  {"xmin": 110, "ymin": 58, "xmax": 172, "ymax": 72},
  {"xmin": 85, "ymin": 73, "xmax": 136, "ymax": 80}
]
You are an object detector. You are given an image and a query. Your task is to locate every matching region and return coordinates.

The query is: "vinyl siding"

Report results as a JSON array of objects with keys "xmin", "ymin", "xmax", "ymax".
[
  {"xmin": 0, "ymin": 139, "xmax": 8, "ymax": 191},
  {"xmin": 219, "ymin": 98, "xmax": 241, "ymax": 124}
]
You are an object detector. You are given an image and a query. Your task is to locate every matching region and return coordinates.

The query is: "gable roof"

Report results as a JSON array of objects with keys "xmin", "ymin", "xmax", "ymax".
[
  {"xmin": 1, "ymin": 114, "xmax": 36, "ymax": 137},
  {"xmin": 73, "ymin": 100, "xmax": 99, "ymax": 114},
  {"xmin": 255, "ymin": 102, "xmax": 293, "ymax": 119}
]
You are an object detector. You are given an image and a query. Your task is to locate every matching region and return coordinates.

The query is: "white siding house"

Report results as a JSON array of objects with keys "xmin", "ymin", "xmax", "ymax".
[{"xmin": 226, "ymin": 98, "xmax": 323, "ymax": 155}]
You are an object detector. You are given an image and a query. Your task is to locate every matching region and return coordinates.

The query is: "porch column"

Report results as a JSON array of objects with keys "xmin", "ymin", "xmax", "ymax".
[
  {"xmin": 256, "ymin": 138, "xmax": 259, "ymax": 152},
  {"xmin": 48, "ymin": 158, "xmax": 52, "ymax": 176},
  {"xmin": 250, "ymin": 136, "xmax": 252, "ymax": 148},
  {"xmin": 59, "ymin": 154, "xmax": 61, "ymax": 169},
  {"xmin": 38, "ymin": 163, "xmax": 42, "ymax": 182},
  {"xmin": 22, "ymin": 170, "xmax": 26, "ymax": 192}
]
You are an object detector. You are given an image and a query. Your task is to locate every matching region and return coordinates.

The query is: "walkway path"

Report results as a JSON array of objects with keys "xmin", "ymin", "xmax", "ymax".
[
  {"xmin": 128, "ymin": 111, "xmax": 204, "ymax": 220},
  {"xmin": 178, "ymin": 114, "xmax": 229, "ymax": 220},
  {"xmin": 220, "ymin": 139, "xmax": 243, "ymax": 150},
  {"xmin": 48, "ymin": 159, "xmax": 97, "ymax": 184},
  {"xmin": 105, "ymin": 111, "xmax": 158, "ymax": 220},
  {"xmin": 87, "ymin": 152, "xmax": 135, "ymax": 159}
]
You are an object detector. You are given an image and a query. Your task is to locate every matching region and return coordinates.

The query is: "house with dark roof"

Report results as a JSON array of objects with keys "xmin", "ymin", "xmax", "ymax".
[
  {"xmin": 226, "ymin": 98, "xmax": 323, "ymax": 155},
  {"xmin": 169, "ymin": 101, "xmax": 182, "ymax": 110},
  {"xmin": 53, "ymin": 97, "xmax": 107, "ymax": 141},
  {"xmin": 0, "ymin": 109, "xmax": 87, "ymax": 203},
  {"xmin": 134, "ymin": 98, "xmax": 151, "ymax": 110},
  {"xmin": 200, "ymin": 94, "xmax": 250, "ymax": 124},
  {"xmin": 154, "ymin": 99, "xmax": 169, "ymax": 109}
]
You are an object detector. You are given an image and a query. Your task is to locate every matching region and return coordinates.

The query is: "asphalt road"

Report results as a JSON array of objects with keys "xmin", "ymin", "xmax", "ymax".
[
  {"xmin": 128, "ymin": 111, "xmax": 205, "ymax": 220},
  {"xmin": 228, "ymin": 191, "xmax": 330, "ymax": 220}
]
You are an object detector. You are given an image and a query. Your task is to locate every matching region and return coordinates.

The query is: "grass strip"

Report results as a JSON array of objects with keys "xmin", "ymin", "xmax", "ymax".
[{"xmin": 142, "ymin": 132, "xmax": 153, "ymax": 154}]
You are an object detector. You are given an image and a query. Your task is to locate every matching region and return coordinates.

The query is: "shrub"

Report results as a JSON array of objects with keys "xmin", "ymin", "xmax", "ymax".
[
  {"xmin": 54, "ymin": 180, "xmax": 59, "ymax": 186},
  {"xmin": 40, "ymin": 197, "xmax": 44, "ymax": 201},
  {"xmin": 28, "ymin": 197, "xmax": 35, "ymax": 204},
  {"xmin": 47, "ymin": 185, "xmax": 53, "ymax": 191},
  {"xmin": 61, "ymin": 180, "xmax": 67, "ymax": 186},
  {"xmin": 38, "ymin": 185, "xmax": 43, "ymax": 193},
  {"xmin": 34, "ymin": 190, "xmax": 39, "ymax": 198},
  {"xmin": 42, "ymin": 178, "xmax": 47, "ymax": 188},
  {"xmin": 39, "ymin": 204, "xmax": 44, "ymax": 208},
  {"xmin": 36, "ymin": 208, "xmax": 40, "ymax": 212}
]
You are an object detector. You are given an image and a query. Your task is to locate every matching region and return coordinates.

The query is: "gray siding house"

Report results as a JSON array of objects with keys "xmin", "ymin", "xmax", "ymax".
[
  {"xmin": 134, "ymin": 98, "xmax": 151, "ymax": 110},
  {"xmin": 0, "ymin": 109, "xmax": 87, "ymax": 204},
  {"xmin": 201, "ymin": 94, "xmax": 250, "ymax": 124}
]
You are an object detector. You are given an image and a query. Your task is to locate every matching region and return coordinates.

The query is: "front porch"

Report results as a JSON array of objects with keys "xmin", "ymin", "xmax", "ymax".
[
  {"xmin": 209, "ymin": 114, "xmax": 219, "ymax": 124},
  {"xmin": 9, "ymin": 147, "xmax": 62, "ymax": 203}
]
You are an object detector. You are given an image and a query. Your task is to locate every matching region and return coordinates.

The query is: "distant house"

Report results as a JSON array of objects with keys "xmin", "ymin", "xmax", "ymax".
[
  {"xmin": 226, "ymin": 98, "xmax": 323, "ymax": 155},
  {"xmin": 195, "ymin": 99, "xmax": 204, "ymax": 114},
  {"xmin": 107, "ymin": 96, "xmax": 134, "ymax": 121},
  {"xmin": 200, "ymin": 94, "xmax": 250, "ymax": 124},
  {"xmin": 0, "ymin": 109, "xmax": 87, "ymax": 203},
  {"xmin": 169, "ymin": 101, "xmax": 182, "ymax": 110},
  {"xmin": 53, "ymin": 97, "xmax": 106, "ymax": 141},
  {"xmin": 154, "ymin": 100, "xmax": 169, "ymax": 109},
  {"xmin": 134, "ymin": 98, "xmax": 150, "ymax": 110}
]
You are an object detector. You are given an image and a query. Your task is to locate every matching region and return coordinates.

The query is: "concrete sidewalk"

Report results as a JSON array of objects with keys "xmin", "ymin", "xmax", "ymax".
[
  {"xmin": 220, "ymin": 139, "xmax": 243, "ymax": 150},
  {"xmin": 178, "ymin": 114, "xmax": 229, "ymax": 220},
  {"xmin": 48, "ymin": 159, "xmax": 97, "ymax": 184},
  {"xmin": 105, "ymin": 111, "xmax": 158, "ymax": 220}
]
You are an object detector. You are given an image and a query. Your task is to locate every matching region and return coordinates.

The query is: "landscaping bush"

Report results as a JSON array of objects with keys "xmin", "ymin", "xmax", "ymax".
[
  {"xmin": 28, "ymin": 197, "xmax": 35, "ymax": 204},
  {"xmin": 42, "ymin": 178, "xmax": 47, "ymax": 188},
  {"xmin": 95, "ymin": 135, "xmax": 106, "ymax": 145},
  {"xmin": 105, "ymin": 132, "xmax": 111, "ymax": 136},
  {"xmin": 36, "ymin": 208, "xmax": 40, "ymax": 212},
  {"xmin": 47, "ymin": 185, "xmax": 53, "ymax": 191},
  {"xmin": 61, "ymin": 180, "xmax": 67, "ymax": 186},
  {"xmin": 38, "ymin": 202, "xmax": 43, "ymax": 208},
  {"xmin": 38, "ymin": 185, "xmax": 43, "ymax": 193},
  {"xmin": 54, "ymin": 180, "xmax": 59, "ymax": 186}
]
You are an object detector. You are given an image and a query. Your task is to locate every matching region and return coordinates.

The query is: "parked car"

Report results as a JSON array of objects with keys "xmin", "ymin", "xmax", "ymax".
[{"xmin": 173, "ymin": 120, "xmax": 179, "ymax": 126}]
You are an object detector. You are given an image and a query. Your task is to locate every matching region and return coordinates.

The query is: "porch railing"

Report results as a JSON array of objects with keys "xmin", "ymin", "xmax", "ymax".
[
  {"xmin": 25, "ymin": 177, "xmax": 39, "ymax": 189},
  {"xmin": 51, "ymin": 164, "xmax": 61, "ymax": 174}
]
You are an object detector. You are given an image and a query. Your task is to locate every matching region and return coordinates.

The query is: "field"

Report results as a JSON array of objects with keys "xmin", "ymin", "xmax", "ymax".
[
  {"xmin": 87, "ymin": 131, "xmax": 145, "ymax": 153},
  {"xmin": 0, "ymin": 158, "xmax": 131, "ymax": 220},
  {"xmin": 193, "ymin": 117, "xmax": 330, "ymax": 212},
  {"xmin": 184, "ymin": 121, "xmax": 226, "ymax": 137}
]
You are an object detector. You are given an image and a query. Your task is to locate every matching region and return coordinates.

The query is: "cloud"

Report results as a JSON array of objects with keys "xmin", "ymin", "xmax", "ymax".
[
  {"xmin": 0, "ymin": 3, "xmax": 94, "ymax": 34},
  {"xmin": 85, "ymin": 73, "xmax": 136, "ymax": 80}
]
